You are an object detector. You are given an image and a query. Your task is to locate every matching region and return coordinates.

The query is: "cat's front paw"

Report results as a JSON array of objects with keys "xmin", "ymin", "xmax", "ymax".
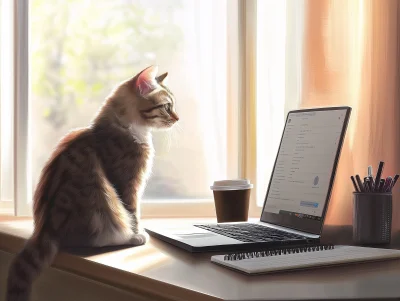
[
  {"xmin": 128, "ymin": 232, "xmax": 149, "ymax": 246},
  {"xmin": 139, "ymin": 232, "xmax": 150, "ymax": 243}
]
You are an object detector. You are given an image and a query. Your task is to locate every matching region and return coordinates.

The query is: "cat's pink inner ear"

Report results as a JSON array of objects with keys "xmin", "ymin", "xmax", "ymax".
[{"xmin": 135, "ymin": 66, "xmax": 158, "ymax": 96}]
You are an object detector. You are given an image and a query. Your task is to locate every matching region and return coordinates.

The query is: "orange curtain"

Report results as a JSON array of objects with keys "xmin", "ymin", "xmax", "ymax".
[{"xmin": 301, "ymin": 0, "xmax": 400, "ymax": 231}]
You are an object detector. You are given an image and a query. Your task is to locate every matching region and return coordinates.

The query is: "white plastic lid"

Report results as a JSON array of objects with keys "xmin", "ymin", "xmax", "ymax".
[{"xmin": 210, "ymin": 179, "xmax": 253, "ymax": 191}]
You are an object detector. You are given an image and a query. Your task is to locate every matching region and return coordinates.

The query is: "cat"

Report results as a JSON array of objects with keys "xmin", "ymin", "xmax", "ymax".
[{"xmin": 6, "ymin": 65, "xmax": 179, "ymax": 301}]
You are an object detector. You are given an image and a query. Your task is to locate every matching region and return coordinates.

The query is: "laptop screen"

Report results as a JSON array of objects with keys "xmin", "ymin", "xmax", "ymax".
[{"xmin": 260, "ymin": 107, "xmax": 351, "ymax": 235}]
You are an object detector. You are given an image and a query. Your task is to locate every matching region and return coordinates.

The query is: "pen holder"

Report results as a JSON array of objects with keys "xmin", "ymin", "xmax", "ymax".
[{"xmin": 352, "ymin": 192, "xmax": 392, "ymax": 245}]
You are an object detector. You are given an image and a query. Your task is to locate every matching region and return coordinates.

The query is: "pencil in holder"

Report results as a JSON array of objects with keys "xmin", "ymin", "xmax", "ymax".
[{"xmin": 352, "ymin": 192, "xmax": 392, "ymax": 245}]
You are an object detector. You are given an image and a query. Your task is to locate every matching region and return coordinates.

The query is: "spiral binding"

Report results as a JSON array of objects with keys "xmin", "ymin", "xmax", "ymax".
[{"xmin": 223, "ymin": 244, "xmax": 335, "ymax": 261}]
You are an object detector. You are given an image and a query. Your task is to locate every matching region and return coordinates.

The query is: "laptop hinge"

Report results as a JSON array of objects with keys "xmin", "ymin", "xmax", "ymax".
[{"xmin": 256, "ymin": 221, "xmax": 320, "ymax": 239}]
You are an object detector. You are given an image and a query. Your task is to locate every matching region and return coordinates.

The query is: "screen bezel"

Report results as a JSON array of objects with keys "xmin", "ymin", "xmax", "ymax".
[{"xmin": 260, "ymin": 106, "xmax": 352, "ymax": 235}]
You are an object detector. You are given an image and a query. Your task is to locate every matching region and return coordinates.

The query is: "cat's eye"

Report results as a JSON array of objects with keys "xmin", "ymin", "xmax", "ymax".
[{"xmin": 164, "ymin": 103, "xmax": 172, "ymax": 112}]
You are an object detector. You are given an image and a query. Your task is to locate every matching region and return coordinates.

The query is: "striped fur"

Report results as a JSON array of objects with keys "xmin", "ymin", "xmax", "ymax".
[{"xmin": 6, "ymin": 66, "xmax": 179, "ymax": 301}]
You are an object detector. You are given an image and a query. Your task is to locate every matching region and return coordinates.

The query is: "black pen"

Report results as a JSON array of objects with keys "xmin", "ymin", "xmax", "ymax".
[
  {"xmin": 378, "ymin": 179, "xmax": 385, "ymax": 192},
  {"xmin": 350, "ymin": 176, "xmax": 360, "ymax": 192},
  {"xmin": 368, "ymin": 176, "xmax": 375, "ymax": 191},
  {"xmin": 363, "ymin": 177, "xmax": 369, "ymax": 192},
  {"xmin": 368, "ymin": 179, "xmax": 374, "ymax": 192},
  {"xmin": 383, "ymin": 177, "xmax": 393, "ymax": 192},
  {"xmin": 364, "ymin": 179, "xmax": 371, "ymax": 192},
  {"xmin": 390, "ymin": 174, "xmax": 399, "ymax": 192},
  {"xmin": 355, "ymin": 175, "xmax": 364, "ymax": 192},
  {"xmin": 374, "ymin": 161, "xmax": 385, "ymax": 192}
]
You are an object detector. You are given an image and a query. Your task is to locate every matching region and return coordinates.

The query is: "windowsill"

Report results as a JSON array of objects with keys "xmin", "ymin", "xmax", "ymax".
[{"xmin": 0, "ymin": 216, "xmax": 261, "ymax": 250}]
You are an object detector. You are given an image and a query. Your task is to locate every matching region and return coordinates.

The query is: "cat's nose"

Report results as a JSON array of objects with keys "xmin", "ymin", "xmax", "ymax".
[{"xmin": 172, "ymin": 112, "xmax": 179, "ymax": 121}]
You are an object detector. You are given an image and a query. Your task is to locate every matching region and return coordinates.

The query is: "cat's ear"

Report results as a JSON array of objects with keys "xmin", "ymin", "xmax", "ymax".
[
  {"xmin": 156, "ymin": 72, "xmax": 169, "ymax": 86},
  {"xmin": 135, "ymin": 65, "xmax": 158, "ymax": 96}
]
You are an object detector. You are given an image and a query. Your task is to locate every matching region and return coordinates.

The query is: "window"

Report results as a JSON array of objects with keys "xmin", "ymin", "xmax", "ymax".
[{"xmin": 1, "ymin": 0, "xmax": 302, "ymax": 218}]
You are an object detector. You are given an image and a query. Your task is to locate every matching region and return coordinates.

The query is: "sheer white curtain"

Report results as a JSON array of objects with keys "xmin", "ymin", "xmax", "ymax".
[{"xmin": 254, "ymin": 0, "xmax": 304, "ymax": 208}]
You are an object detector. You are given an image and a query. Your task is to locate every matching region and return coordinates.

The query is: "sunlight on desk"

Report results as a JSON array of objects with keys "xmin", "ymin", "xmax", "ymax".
[{"xmin": 87, "ymin": 244, "xmax": 171, "ymax": 274}]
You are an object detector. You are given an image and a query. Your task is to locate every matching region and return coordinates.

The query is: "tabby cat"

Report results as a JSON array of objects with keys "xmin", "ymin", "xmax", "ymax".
[{"xmin": 6, "ymin": 65, "xmax": 179, "ymax": 301}]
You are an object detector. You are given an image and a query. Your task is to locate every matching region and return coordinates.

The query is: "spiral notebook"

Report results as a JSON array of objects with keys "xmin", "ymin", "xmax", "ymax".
[{"xmin": 211, "ymin": 244, "xmax": 400, "ymax": 275}]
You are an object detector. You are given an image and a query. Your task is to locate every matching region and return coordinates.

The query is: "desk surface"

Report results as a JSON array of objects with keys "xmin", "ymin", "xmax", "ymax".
[{"xmin": 1, "ymin": 217, "xmax": 400, "ymax": 301}]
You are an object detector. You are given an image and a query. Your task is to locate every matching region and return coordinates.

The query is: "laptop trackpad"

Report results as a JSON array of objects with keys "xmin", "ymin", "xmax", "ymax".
[{"xmin": 176, "ymin": 233, "xmax": 218, "ymax": 239}]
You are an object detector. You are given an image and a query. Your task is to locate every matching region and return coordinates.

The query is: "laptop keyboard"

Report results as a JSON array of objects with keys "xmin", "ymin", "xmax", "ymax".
[{"xmin": 194, "ymin": 223, "xmax": 307, "ymax": 243}]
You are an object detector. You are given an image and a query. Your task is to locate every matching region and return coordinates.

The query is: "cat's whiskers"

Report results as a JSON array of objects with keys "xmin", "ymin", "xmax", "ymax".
[
  {"xmin": 171, "ymin": 125, "xmax": 180, "ymax": 144},
  {"xmin": 165, "ymin": 123, "xmax": 180, "ymax": 151},
  {"xmin": 164, "ymin": 132, "xmax": 172, "ymax": 151},
  {"xmin": 174, "ymin": 122, "xmax": 183, "ymax": 134}
]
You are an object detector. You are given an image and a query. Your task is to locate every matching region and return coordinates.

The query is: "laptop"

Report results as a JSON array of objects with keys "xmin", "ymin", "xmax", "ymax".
[{"xmin": 145, "ymin": 106, "xmax": 352, "ymax": 253}]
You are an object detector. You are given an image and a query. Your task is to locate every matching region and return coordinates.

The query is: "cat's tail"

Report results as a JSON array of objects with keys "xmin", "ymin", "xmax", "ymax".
[{"xmin": 6, "ymin": 230, "xmax": 59, "ymax": 301}]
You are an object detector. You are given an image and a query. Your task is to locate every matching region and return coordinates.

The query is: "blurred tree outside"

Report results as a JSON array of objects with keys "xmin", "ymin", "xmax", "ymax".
[{"xmin": 30, "ymin": 0, "xmax": 186, "ymax": 198}]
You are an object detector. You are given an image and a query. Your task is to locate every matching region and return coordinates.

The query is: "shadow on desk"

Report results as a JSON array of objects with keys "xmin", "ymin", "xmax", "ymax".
[{"xmin": 321, "ymin": 225, "xmax": 400, "ymax": 249}]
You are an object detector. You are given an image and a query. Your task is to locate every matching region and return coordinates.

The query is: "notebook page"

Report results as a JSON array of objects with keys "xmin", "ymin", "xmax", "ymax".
[{"xmin": 211, "ymin": 246, "xmax": 400, "ymax": 274}]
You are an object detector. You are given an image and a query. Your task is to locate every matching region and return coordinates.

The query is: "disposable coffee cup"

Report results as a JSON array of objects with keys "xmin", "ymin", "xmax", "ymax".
[{"xmin": 210, "ymin": 179, "xmax": 253, "ymax": 223}]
